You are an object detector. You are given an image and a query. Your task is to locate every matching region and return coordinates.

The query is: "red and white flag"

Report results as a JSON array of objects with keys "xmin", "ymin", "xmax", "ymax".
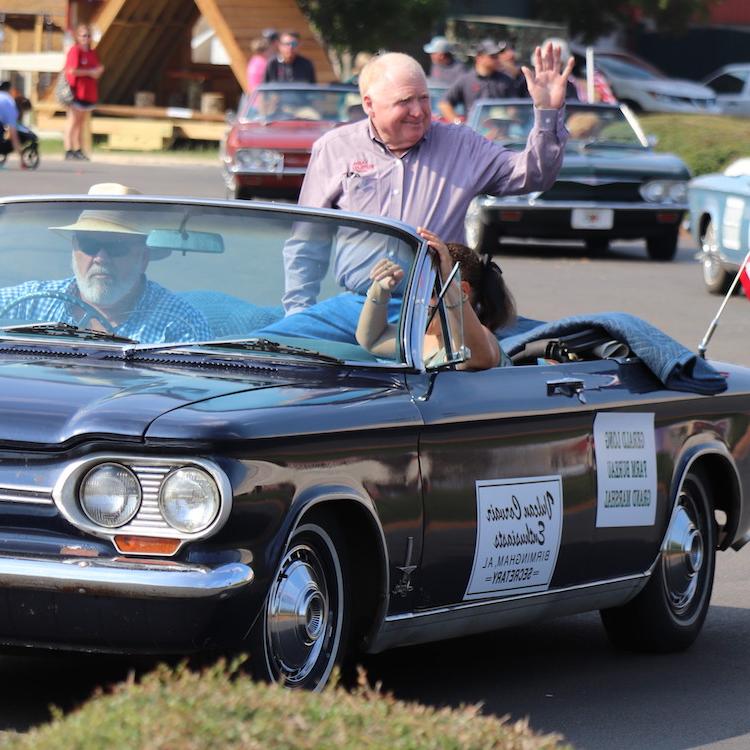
[{"xmin": 740, "ymin": 259, "xmax": 750, "ymax": 299}]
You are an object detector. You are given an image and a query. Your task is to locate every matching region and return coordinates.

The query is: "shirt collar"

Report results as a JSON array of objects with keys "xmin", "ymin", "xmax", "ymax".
[{"xmin": 366, "ymin": 118, "xmax": 431, "ymax": 157}]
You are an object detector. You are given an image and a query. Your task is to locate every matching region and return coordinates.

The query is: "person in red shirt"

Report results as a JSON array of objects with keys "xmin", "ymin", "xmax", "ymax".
[{"xmin": 64, "ymin": 24, "xmax": 104, "ymax": 161}]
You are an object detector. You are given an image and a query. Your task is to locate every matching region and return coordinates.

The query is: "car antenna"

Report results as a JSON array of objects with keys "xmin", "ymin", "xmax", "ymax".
[{"xmin": 698, "ymin": 247, "xmax": 750, "ymax": 358}]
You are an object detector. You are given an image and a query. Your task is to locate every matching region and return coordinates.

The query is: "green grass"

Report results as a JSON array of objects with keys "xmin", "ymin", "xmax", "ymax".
[
  {"xmin": 639, "ymin": 113, "xmax": 750, "ymax": 176},
  {"xmin": 38, "ymin": 136, "xmax": 219, "ymax": 160},
  {"xmin": 0, "ymin": 660, "xmax": 571, "ymax": 750}
]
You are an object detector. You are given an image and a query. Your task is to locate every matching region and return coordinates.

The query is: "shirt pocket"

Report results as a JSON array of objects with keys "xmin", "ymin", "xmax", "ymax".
[{"xmin": 341, "ymin": 173, "xmax": 379, "ymax": 213}]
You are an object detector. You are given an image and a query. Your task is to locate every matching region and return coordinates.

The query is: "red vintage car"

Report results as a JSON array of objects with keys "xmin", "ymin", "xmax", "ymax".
[{"xmin": 221, "ymin": 83, "xmax": 364, "ymax": 200}]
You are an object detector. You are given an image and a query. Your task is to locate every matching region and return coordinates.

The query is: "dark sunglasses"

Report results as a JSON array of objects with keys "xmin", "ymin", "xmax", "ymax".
[
  {"xmin": 280, "ymin": 40, "xmax": 299, "ymax": 47},
  {"xmin": 75, "ymin": 233, "xmax": 141, "ymax": 257}
]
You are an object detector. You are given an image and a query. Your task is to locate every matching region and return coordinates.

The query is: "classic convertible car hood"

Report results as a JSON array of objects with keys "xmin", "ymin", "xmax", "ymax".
[
  {"xmin": 559, "ymin": 149, "xmax": 689, "ymax": 180},
  {"xmin": 0, "ymin": 356, "xmax": 291, "ymax": 446},
  {"xmin": 233, "ymin": 121, "xmax": 338, "ymax": 150}
]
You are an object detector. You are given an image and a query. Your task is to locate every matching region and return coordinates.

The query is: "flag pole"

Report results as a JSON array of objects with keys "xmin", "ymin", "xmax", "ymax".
[{"xmin": 698, "ymin": 247, "xmax": 750, "ymax": 358}]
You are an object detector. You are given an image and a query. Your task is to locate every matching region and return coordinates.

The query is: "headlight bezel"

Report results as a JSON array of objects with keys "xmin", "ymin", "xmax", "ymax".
[
  {"xmin": 53, "ymin": 456, "xmax": 233, "ymax": 554},
  {"xmin": 640, "ymin": 179, "xmax": 688, "ymax": 205},
  {"xmin": 234, "ymin": 148, "xmax": 284, "ymax": 172}
]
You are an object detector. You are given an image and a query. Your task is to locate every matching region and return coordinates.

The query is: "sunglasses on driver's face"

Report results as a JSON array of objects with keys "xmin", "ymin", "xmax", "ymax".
[{"xmin": 75, "ymin": 233, "xmax": 141, "ymax": 257}]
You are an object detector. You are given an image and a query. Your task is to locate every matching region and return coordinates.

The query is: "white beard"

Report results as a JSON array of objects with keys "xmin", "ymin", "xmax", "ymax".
[{"xmin": 73, "ymin": 262, "xmax": 137, "ymax": 308}]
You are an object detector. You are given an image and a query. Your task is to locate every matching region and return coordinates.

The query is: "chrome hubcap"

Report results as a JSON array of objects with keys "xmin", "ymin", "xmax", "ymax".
[
  {"xmin": 266, "ymin": 544, "xmax": 330, "ymax": 685},
  {"xmin": 701, "ymin": 224, "xmax": 722, "ymax": 286},
  {"xmin": 662, "ymin": 503, "xmax": 704, "ymax": 614}
]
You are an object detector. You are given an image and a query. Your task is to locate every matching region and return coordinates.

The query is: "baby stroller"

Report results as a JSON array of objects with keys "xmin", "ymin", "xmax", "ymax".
[{"xmin": 0, "ymin": 122, "xmax": 40, "ymax": 170}]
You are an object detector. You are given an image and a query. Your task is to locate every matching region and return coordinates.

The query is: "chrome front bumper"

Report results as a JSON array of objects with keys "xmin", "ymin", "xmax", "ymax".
[
  {"xmin": 476, "ymin": 197, "xmax": 688, "ymax": 212},
  {"xmin": 0, "ymin": 553, "xmax": 254, "ymax": 599}
]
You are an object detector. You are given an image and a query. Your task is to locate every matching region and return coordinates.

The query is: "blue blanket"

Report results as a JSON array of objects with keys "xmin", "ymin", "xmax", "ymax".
[{"xmin": 500, "ymin": 312, "xmax": 727, "ymax": 395}]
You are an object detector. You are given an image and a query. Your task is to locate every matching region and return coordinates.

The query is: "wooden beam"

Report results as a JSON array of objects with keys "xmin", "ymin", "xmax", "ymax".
[{"xmin": 193, "ymin": 0, "xmax": 249, "ymax": 90}]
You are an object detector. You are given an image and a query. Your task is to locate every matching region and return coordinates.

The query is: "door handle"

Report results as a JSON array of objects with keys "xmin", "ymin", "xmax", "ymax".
[{"xmin": 547, "ymin": 377, "xmax": 587, "ymax": 403}]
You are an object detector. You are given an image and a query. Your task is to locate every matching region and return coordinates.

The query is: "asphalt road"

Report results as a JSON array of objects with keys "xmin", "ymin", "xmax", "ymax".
[{"xmin": 2, "ymin": 156, "xmax": 750, "ymax": 748}]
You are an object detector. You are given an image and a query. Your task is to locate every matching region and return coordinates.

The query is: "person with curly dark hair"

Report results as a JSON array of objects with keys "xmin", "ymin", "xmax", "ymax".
[{"xmin": 357, "ymin": 227, "xmax": 515, "ymax": 369}]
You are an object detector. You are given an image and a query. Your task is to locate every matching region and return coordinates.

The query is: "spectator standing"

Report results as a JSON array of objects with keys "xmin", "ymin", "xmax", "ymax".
[
  {"xmin": 423, "ymin": 36, "xmax": 464, "ymax": 84},
  {"xmin": 439, "ymin": 40, "xmax": 519, "ymax": 122},
  {"xmin": 245, "ymin": 37, "xmax": 271, "ymax": 93},
  {"xmin": 0, "ymin": 81, "xmax": 24, "ymax": 169},
  {"xmin": 344, "ymin": 51, "xmax": 373, "ymax": 86},
  {"xmin": 63, "ymin": 23, "xmax": 104, "ymax": 161},
  {"xmin": 264, "ymin": 31, "xmax": 316, "ymax": 84},
  {"xmin": 277, "ymin": 47, "xmax": 573, "ymax": 333},
  {"xmin": 496, "ymin": 41, "xmax": 527, "ymax": 95}
]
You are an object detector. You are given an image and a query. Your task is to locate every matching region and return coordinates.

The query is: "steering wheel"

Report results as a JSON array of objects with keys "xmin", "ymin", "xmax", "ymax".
[{"xmin": 0, "ymin": 291, "xmax": 117, "ymax": 334}]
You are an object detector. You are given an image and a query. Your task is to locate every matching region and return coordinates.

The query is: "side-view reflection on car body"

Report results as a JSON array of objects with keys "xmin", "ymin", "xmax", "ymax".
[
  {"xmin": 464, "ymin": 99, "xmax": 690, "ymax": 259},
  {"xmin": 221, "ymin": 83, "xmax": 363, "ymax": 201},
  {"xmin": 0, "ymin": 193, "xmax": 749, "ymax": 690}
]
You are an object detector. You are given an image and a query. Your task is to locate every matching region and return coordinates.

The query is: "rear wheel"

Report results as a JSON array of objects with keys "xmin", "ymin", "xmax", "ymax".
[
  {"xmin": 646, "ymin": 228, "xmax": 679, "ymax": 261},
  {"xmin": 601, "ymin": 469, "xmax": 716, "ymax": 652},
  {"xmin": 700, "ymin": 219, "xmax": 732, "ymax": 294},
  {"xmin": 249, "ymin": 517, "xmax": 349, "ymax": 690},
  {"xmin": 22, "ymin": 144, "xmax": 39, "ymax": 170}
]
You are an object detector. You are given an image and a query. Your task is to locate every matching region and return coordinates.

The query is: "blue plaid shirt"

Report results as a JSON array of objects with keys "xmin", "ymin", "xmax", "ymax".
[{"xmin": 0, "ymin": 278, "xmax": 211, "ymax": 344}]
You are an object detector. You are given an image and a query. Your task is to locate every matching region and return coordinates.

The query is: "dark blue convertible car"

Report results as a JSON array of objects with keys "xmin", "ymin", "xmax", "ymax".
[{"xmin": 0, "ymin": 193, "xmax": 749, "ymax": 690}]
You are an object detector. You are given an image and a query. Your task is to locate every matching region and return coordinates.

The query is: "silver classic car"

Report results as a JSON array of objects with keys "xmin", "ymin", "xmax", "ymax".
[{"xmin": 0, "ymin": 192, "xmax": 748, "ymax": 691}]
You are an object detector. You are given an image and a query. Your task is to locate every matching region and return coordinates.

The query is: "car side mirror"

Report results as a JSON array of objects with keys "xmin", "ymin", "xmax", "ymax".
[{"xmin": 225, "ymin": 109, "xmax": 237, "ymax": 125}]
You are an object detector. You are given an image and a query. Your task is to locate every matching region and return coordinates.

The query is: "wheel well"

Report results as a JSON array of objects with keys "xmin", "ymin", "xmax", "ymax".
[
  {"xmin": 300, "ymin": 500, "xmax": 386, "ymax": 649},
  {"xmin": 686, "ymin": 454, "xmax": 741, "ymax": 550}
]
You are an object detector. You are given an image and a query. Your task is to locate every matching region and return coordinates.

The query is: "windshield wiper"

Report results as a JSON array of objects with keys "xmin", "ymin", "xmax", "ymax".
[
  {"xmin": 130, "ymin": 337, "xmax": 343, "ymax": 363},
  {"xmin": 0, "ymin": 322, "xmax": 137, "ymax": 344}
]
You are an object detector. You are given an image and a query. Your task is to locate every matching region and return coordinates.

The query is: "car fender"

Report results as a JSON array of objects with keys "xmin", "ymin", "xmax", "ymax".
[{"xmin": 668, "ymin": 435, "xmax": 742, "ymax": 551}]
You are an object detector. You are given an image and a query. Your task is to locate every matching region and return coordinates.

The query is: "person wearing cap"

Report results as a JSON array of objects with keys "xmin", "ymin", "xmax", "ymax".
[
  {"xmin": 264, "ymin": 31, "xmax": 316, "ymax": 84},
  {"xmin": 0, "ymin": 184, "xmax": 211, "ymax": 344},
  {"xmin": 438, "ymin": 39, "xmax": 520, "ymax": 123},
  {"xmin": 423, "ymin": 36, "xmax": 464, "ymax": 85},
  {"xmin": 275, "ymin": 46, "xmax": 572, "ymax": 336}
]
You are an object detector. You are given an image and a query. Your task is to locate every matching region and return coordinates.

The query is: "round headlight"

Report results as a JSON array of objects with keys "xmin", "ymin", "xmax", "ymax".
[
  {"xmin": 159, "ymin": 467, "xmax": 220, "ymax": 533},
  {"xmin": 667, "ymin": 182, "xmax": 687, "ymax": 203},
  {"xmin": 641, "ymin": 181, "xmax": 667, "ymax": 202},
  {"xmin": 79, "ymin": 463, "xmax": 141, "ymax": 528}
]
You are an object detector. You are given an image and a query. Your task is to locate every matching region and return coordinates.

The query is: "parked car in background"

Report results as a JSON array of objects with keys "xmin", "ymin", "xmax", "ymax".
[
  {"xmin": 702, "ymin": 64, "xmax": 750, "ymax": 117},
  {"xmin": 221, "ymin": 83, "xmax": 363, "ymax": 200},
  {"xmin": 688, "ymin": 158, "xmax": 750, "ymax": 294},
  {"xmin": 590, "ymin": 51, "xmax": 718, "ymax": 114},
  {"xmin": 427, "ymin": 81, "xmax": 464, "ymax": 122},
  {"xmin": 1, "ymin": 192, "xmax": 749, "ymax": 690},
  {"xmin": 464, "ymin": 99, "xmax": 690, "ymax": 259}
]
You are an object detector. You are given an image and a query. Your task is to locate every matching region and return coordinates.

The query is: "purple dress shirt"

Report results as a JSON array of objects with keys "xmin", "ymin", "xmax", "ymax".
[{"xmin": 283, "ymin": 109, "xmax": 567, "ymax": 313}]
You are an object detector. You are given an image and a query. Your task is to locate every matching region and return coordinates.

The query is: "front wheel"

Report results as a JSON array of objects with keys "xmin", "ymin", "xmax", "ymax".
[
  {"xmin": 601, "ymin": 469, "xmax": 716, "ymax": 652},
  {"xmin": 249, "ymin": 518, "xmax": 349, "ymax": 690},
  {"xmin": 22, "ymin": 144, "xmax": 39, "ymax": 170},
  {"xmin": 700, "ymin": 220, "xmax": 732, "ymax": 294},
  {"xmin": 646, "ymin": 228, "xmax": 679, "ymax": 261}
]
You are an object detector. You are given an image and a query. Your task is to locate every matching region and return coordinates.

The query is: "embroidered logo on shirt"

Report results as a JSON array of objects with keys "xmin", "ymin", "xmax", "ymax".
[{"xmin": 351, "ymin": 159, "xmax": 375, "ymax": 174}]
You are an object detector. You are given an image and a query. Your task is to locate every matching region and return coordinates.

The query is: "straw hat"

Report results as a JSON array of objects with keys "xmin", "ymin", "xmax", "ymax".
[{"xmin": 52, "ymin": 183, "xmax": 170, "ymax": 260}]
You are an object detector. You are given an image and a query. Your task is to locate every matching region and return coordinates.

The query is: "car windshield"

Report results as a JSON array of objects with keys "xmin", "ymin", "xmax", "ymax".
[
  {"xmin": 472, "ymin": 102, "xmax": 646, "ymax": 148},
  {"xmin": 240, "ymin": 87, "xmax": 364, "ymax": 123},
  {"xmin": 594, "ymin": 55, "xmax": 665, "ymax": 81},
  {"xmin": 0, "ymin": 200, "xmax": 419, "ymax": 363}
]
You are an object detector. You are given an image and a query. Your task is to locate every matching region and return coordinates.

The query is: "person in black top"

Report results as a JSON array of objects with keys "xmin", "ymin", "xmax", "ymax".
[
  {"xmin": 438, "ymin": 39, "xmax": 519, "ymax": 122},
  {"xmin": 264, "ymin": 31, "xmax": 316, "ymax": 84}
]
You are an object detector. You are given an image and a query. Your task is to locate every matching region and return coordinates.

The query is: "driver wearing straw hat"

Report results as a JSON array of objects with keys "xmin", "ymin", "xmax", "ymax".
[{"xmin": 0, "ymin": 183, "xmax": 211, "ymax": 343}]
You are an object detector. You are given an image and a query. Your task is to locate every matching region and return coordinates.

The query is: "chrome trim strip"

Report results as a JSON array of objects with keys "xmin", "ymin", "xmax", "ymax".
[
  {"xmin": 0, "ymin": 553, "xmax": 253, "ymax": 599},
  {"xmin": 229, "ymin": 167, "xmax": 307, "ymax": 176},
  {"xmin": 477, "ymin": 198, "xmax": 688, "ymax": 211},
  {"xmin": 367, "ymin": 573, "xmax": 648, "ymax": 653},
  {"xmin": 0, "ymin": 488, "xmax": 54, "ymax": 505}
]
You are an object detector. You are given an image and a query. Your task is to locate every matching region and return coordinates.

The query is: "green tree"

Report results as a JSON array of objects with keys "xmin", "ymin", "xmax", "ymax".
[
  {"xmin": 297, "ymin": 0, "xmax": 447, "ymax": 75},
  {"xmin": 532, "ymin": 0, "xmax": 722, "ymax": 42}
]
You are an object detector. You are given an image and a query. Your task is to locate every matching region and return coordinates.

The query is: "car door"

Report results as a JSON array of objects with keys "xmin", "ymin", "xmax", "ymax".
[{"xmin": 410, "ymin": 358, "xmax": 667, "ymax": 610}]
